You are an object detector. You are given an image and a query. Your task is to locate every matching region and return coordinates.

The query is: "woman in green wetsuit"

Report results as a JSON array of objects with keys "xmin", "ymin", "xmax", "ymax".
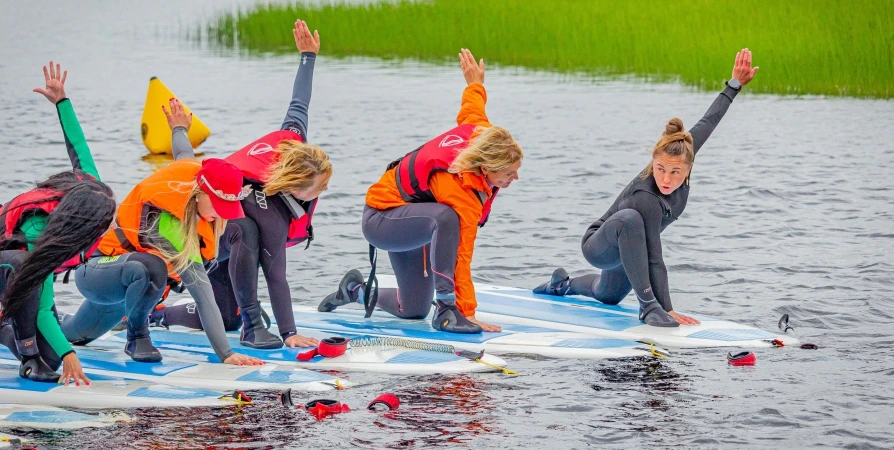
[{"xmin": 0, "ymin": 61, "xmax": 116, "ymax": 385}]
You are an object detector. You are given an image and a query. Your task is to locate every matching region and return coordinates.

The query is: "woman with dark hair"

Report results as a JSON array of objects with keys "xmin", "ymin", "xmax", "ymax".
[
  {"xmin": 534, "ymin": 49, "xmax": 759, "ymax": 327},
  {"xmin": 0, "ymin": 61, "xmax": 116, "ymax": 385}
]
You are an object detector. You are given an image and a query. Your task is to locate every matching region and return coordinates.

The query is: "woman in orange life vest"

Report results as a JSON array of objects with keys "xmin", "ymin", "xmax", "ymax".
[
  {"xmin": 0, "ymin": 61, "xmax": 115, "ymax": 385},
  {"xmin": 60, "ymin": 135, "xmax": 264, "ymax": 366},
  {"xmin": 152, "ymin": 20, "xmax": 329, "ymax": 350},
  {"xmin": 320, "ymin": 49, "xmax": 523, "ymax": 334}
]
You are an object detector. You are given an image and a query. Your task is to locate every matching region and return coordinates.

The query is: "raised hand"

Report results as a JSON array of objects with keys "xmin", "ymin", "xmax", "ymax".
[
  {"xmin": 161, "ymin": 98, "xmax": 193, "ymax": 131},
  {"xmin": 293, "ymin": 19, "xmax": 320, "ymax": 54},
  {"xmin": 33, "ymin": 60, "xmax": 68, "ymax": 104},
  {"xmin": 458, "ymin": 48, "xmax": 485, "ymax": 86},
  {"xmin": 732, "ymin": 48, "xmax": 759, "ymax": 86}
]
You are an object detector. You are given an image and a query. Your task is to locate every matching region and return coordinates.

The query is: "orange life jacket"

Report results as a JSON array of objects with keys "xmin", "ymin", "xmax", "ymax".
[{"xmin": 97, "ymin": 159, "xmax": 218, "ymax": 276}]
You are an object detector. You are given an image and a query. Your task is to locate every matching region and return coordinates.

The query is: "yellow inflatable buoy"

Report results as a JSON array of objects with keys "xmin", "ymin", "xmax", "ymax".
[{"xmin": 140, "ymin": 77, "xmax": 211, "ymax": 155}]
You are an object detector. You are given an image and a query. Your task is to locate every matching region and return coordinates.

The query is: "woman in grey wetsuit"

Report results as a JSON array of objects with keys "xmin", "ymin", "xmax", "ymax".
[{"xmin": 534, "ymin": 49, "xmax": 760, "ymax": 327}]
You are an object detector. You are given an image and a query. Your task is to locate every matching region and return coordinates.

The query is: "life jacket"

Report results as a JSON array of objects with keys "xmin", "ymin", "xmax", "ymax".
[
  {"xmin": 0, "ymin": 188, "xmax": 100, "ymax": 273},
  {"xmin": 97, "ymin": 159, "xmax": 218, "ymax": 277},
  {"xmin": 226, "ymin": 130, "xmax": 316, "ymax": 247},
  {"xmin": 387, "ymin": 124, "xmax": 498, "ymax": 227}
]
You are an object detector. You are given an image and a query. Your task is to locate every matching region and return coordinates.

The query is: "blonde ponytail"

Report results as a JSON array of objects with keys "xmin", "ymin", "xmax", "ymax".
[
  {"xmin": 448, "ymin": 126, "xmax": 523, "ymax": 175},
  {"xmin": 263, "ymin": 140, "xmax": 333, "ymax": 196}
]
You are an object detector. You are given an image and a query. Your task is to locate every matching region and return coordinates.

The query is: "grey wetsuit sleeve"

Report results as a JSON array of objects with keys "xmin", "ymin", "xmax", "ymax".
[
  {"xmin": 179, "ymin": 262, "xmax": 235, "ymax": 361},
  {"xmin": 690, "ymin": 85, "xmax": 739, "ymax": 155},
  {"xmin": 171, "ymin": 126, "xmax": 195, "ymax": 161},
  {"xmin": 630, "ymin": 191, "xmax": 673, "ymax": 312},
  {"xmin": 280, "ymin": 52, "xmax": 316, "ymax": 138}
]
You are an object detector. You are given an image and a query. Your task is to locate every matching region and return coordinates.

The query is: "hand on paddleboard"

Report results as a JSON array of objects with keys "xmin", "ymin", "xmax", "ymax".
[
  {"xmin": 224, "ymin": 353, "xmax": 265, "ymax": 366},
  {"xmin": 459, "ymin": 48, "xmax": 485, "ymax": 86},
  {"xmin": 293, "ymin": 19, "xmax": 320, "ymax": 55},
  {"xmin": 33, "ymin": 60, "xmax": 68, "ymax": 104},
  {"xmin": 162, "ymin": 98, "xmax": 192, "ymax": 131},
  {"xmin": 60, "ymin": 353, "xmax": 91, "ymax": 386},
  {"xmin": 668, "ymin": 310, "xmax": 700, "ymax": 326},
  {"xmin": 732, "ymin": 48, "xmax": 759, "ymax": 86},
  {"xmin": 467, "ymin": 315, "xmax": 501, "ymax": 332},
  {"xmin": 284, "ymin": 334, "xmax": 320, "ymax": 348}
]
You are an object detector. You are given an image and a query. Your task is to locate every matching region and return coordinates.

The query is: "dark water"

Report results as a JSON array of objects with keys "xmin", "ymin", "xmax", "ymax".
[{"xmin": 1, "ymin": 1, "xmax": 893, "ymax": 448}]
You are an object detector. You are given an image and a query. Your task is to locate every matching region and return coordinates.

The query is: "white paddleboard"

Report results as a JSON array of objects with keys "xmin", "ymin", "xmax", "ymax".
[
  {"xmin": 0, "ymin": 403, "xmax": 131, "ymax": 430},
  {"xmin": 291, "ymin": 305, "xmax": 669, "ymax": 360},
  {"xmin": 0, "ymin": 345, "xmax": 345, "ymax": 392},
  {"xmin": 97, "ymin": 327, "xmax": 509, "ymax": 375},
  {"xmin": 473, "ymin": 283, "xmax": 800, "ymax": 348},
  {"xmin": 0, "ymin": 361, "xmax": 242, "ymax": 409}
]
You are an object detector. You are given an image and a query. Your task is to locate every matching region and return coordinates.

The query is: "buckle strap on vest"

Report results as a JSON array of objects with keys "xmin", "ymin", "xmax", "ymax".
[
  {"xmin": 113, "ymin": 222, "xmax": 138, "ymax": 253},
  {"xmin": 363, "ymin": 244, "xmax": 379, "ymax": 318}
]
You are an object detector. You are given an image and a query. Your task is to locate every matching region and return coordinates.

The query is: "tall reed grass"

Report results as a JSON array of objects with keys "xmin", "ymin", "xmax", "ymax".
[{"xmin": 205, "ymin": 0, "xmax": 893, "ymax": 98}]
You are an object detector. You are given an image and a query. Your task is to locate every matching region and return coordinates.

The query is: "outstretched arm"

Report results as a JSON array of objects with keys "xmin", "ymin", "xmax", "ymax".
[
  {"xmin": 456, "ymin": 48, "xmax": 492, "ymax": 127},
  {"xmin": 34, "ymin": 61, "xmax": 101, "ymax": 180},
  {"xmin": 690, "ymin": 49, "xmax": 759, "ymax": 153},
  {"xmin": 162, "ymin": 98, "xmax": 196, "ymax": 161},
  {"xmin": 281, "ymin": 19, "xmax": 320, "ymax": 138}
]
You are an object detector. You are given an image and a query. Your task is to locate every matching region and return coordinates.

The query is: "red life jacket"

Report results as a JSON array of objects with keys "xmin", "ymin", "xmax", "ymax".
[
  {"xmin": 226, "ymin": 130, "xmax": 316, "ymax": 246},
  {"xmin": 387, "ymin": 124, "xmax": 498, "ymax": 227},
  {"xmin": 0, "ymin": 188, "xmax": 100, "ymax": 273}
]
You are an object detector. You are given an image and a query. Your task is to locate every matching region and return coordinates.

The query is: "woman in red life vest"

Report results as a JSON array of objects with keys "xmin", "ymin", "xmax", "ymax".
[
  {"xmin": 152, "ymin": 20, "xmax": 329, "ymax": 350},
  {"xmin": 534, "ymin": 49, "xmax": 760, "ymax": 327},
  {"xmin": 0, "ymin": 61, "xmax": 115, "ymax": 385},
  {"xmin": 61, "ymin": 142, "xmax": 264, "ymax": 365},
  {"xmin": 320, "ymin": 49, "xmax": 523, "ymax": 334}
]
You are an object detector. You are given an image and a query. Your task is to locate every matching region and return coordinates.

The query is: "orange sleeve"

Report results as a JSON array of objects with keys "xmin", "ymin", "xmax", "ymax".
[
  {"xmin": 429, "ymin": 171, "xmax": 483, "ymax": 316},
  {"xmin": 456, "ymin": 83, "xmax": 492, "ymax": 128}
]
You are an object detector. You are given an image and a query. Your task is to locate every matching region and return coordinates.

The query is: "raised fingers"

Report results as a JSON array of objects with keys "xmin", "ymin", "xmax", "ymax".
[
  {"xmin": 745, "ymin": 48, "xmax": 752, "ymax": 67},
  {"xmin": 42, "ymin": 64, "xmax": 50, "ymax": 82},
  {"xmin": 48, "ymin": 60, "xmax": 56, "ymax": 80}
]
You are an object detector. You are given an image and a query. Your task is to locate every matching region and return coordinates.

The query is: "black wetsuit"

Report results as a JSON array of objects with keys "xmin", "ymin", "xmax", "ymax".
[
  {"xmin": 571, "ymin": 85, "xmax": 740, "ymax": 311},
  {"xmin": 162, "ymin": 52, "xmax": 317, "ymax": 339}
]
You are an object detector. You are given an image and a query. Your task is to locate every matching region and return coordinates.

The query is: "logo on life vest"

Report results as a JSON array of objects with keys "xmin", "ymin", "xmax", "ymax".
[
  {"xmin": 247, "ymin": 143, "xmax": 274, "ymax": 156},
  {"xmin": 439, "ymin": 135, "xmax": 465, "ymax": 147}
]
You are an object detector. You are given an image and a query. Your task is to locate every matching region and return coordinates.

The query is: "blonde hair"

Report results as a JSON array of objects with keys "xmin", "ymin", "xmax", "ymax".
[
  {"xmin": 152, "ymin": 184, "xmax": 226, "ymax": 276},
  {"xmin": 640, "ymin": 118, "xmax": 695, "ymax": 179},
  {"xmin": 448, "ymin": 126, "xmax": 523, "ymax": 175},
  {"xmin": 263, "ymin": 140, "xmax": 333, "ymax": 196}
]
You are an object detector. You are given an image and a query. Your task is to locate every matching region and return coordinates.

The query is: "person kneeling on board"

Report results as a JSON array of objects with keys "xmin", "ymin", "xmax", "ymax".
[
  {"xmin": 320, "ymin": 49, "xmax": 522, "ymax": 334},
  {"xmin": 60, "ymin": 117, "xmax": 264, "ymax": 366},
  {"xmin": 152, "ymin": 20, "xmax": 327, "ymax": 350},
  {"xmin": 0, "ymin": 61, "xmax": 114, "ymax": 385},
  {"xmin": 534, "ymin": 49, "xmax": 760, "ymax": 327}
]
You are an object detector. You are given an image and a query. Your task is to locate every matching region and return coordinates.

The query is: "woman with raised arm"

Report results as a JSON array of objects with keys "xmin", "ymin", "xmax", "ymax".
[
  {"xmin": 62, "ymin": 101, "xmax": 264, "ymax": 365},
  {"xmin": 320, "ymin": 49, "xmax": 523, "ymax": 334},
  {"xmin": 0, "ymin": 61, "xmax": 115, "ymax": 385},
  {"xmin": 152, "ymin": 20, "xmax": 329, "ymax": 350},
  {"xmin": 534, "ymin": 49, "xmax": 760, "ymax": 327}
]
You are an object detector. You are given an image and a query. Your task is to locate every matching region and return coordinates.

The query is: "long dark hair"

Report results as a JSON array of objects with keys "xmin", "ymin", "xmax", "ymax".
[{"xmin": 0, "ymin": 170, "xmax": 116, "ymax": 319}]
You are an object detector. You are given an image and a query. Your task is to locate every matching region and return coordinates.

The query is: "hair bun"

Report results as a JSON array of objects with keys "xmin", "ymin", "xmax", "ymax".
[{"xmin": 664, "ymin": 118, "xmax": 685, "ymax": 135}]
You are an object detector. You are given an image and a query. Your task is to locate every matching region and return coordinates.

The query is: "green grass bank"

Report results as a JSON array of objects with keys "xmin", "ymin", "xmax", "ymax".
[{"xmin": 206, "ymin": 0, "xmax": 893, "ymax": 99}]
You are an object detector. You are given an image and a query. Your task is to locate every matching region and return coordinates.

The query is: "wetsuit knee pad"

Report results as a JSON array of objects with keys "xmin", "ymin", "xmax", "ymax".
[
  {"xmin": 123, "ymin": 253, "xmax": 168, "ymax": 292},
  {"xmin": 432, "ymin": 206, "xmax": 460, "ymax": 231},
  {"xmin": 615, "ymin": 209, "xmax": 645, "ymax": 230},
  {"xmin": 221, "ymin": 313, "xmax": 242, "ymax": 332}
]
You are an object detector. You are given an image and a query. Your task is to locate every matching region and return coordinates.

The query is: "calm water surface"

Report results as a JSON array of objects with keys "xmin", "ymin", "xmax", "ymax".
[{"xmin": 1, "ymin": 1, "xmax": 892, "ymax": 448}]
